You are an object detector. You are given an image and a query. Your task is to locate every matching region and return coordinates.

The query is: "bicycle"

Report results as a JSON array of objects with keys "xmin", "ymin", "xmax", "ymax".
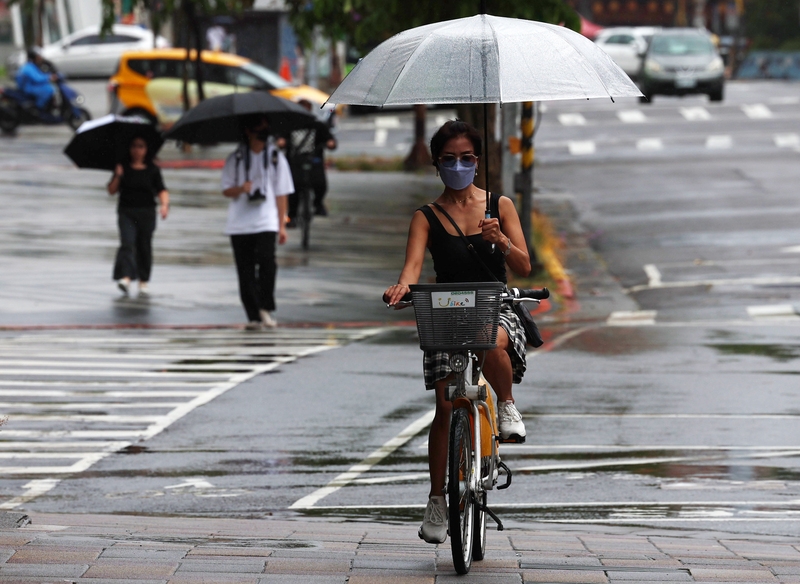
[{"xmin": 392, "ymin": 281, "xmax": 549, "ymax": 574}]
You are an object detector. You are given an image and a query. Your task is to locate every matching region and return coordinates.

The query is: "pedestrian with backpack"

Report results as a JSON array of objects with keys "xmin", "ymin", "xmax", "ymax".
[{"xmin": 221, "ymin": 114, "xmax": 294, "ymax": 329}]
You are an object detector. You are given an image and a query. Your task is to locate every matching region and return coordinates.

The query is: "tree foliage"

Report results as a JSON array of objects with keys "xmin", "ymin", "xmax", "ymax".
[
  {"xmin": 745, "ymin": 0, "xmax": 800, "ymax": 50},
  {"xmin": 287, "ymin": 0, "xmax": 580, "ymax": 50}
]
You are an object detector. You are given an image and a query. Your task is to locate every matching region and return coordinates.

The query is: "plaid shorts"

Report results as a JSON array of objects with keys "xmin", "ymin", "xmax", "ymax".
[{"xmin": 422, "ymin": 303, "xmax": 527, "ymax": 390}]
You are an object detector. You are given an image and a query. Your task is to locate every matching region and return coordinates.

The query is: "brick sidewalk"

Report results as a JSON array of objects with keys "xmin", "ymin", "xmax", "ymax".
[{"xmin": 1, "ymin": 512, "xmax": 799, "ymax": 582}]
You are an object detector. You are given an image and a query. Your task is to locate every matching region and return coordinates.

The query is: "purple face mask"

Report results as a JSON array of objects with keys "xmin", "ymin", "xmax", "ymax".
[{"xmin": 438, "ymin": 160, "xmax": 476, "ymax": 190}]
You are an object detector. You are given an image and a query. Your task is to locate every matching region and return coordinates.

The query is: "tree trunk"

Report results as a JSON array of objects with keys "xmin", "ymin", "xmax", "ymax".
[
  {"xmin": 184, "ymin": 0, "xmax": 205, "ymax": 103},
  {"xmin": 404, "ymin": 104, "xmax": 430, "ymax": 171}
]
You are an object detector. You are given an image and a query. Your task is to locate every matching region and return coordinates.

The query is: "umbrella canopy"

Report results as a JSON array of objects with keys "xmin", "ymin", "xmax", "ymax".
[
  {"xmin": 326, "ymin": 14, "xmax": 642, "ymax": 106},
  {"xmin": 164, "ymin": 91, "xmax": 317, "ymax": 144},
  {"xmin": 64, "ymin": 114, "xmax": 163, "ymax": 171}
]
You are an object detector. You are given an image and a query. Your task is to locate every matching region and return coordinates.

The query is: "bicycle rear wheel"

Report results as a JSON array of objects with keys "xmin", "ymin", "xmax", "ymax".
[
  {"xmin": 300, "ymin": 186, "xmax": 311, "ymax": 250},
  {"xmin": 448, "ymin": 407, "xmax": 474, "ymax": 574}
]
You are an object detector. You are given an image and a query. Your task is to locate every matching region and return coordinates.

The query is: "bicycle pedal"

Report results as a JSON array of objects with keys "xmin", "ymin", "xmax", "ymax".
[{"xmin": 499, "ymin": 434, "xmax": 526, "ymax": 444}]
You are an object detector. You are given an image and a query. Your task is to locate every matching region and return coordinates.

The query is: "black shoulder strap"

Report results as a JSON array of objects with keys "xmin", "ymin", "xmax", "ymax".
[{"xmin": 431, "ymin": 202, "xmax": 499, "ymax": 282}]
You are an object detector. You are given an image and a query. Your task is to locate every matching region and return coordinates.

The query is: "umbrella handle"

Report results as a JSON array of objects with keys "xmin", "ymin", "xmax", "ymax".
[{"xmin": 486, "ymin": 210, "xmax": 495, "ymax": 253}]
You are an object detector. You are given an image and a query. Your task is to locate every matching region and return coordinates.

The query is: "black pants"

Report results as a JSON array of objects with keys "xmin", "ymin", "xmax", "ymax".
[
  {"xmin": 230, "ymin": 231, "xmax": 277, "ymax": 322},
  {"xmin": 113, "ymin": 207, "xmax": 156, "ymax": 282}
]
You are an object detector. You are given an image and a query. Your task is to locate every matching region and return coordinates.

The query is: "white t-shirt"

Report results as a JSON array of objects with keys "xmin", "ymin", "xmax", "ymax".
[{"xmin": 221, "ymin": 143, "xmax": 294, "ymax": 235}]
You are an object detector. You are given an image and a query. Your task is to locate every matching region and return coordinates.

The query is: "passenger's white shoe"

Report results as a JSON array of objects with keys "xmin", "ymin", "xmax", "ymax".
[
  {"xmin": 498, "ymin": 400, "xmax": 526, "ymax": 443},
  {"xmin": 117, "ymin": 278, "xmax": 130, "ymax": 296},
  {"xmin": 418, "ymin": 495, "xmax": 447, "ymax": 544},
  {"xmin": 259, "ymin": 309, "xmax": 277, "ymax": 328}
]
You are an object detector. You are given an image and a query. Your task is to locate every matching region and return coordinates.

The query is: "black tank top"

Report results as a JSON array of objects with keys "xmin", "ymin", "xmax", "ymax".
[{"xmin": 418, "ymin": 192, "xmax": 507, "ymax": 284}]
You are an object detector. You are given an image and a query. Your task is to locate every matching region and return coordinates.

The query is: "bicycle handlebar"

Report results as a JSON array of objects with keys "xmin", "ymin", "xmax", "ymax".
[
  {"xmin": 507, "ymin": 287, "xmax": 550, "ymax": 300},
  {"xmin": 384, "ymin": 287, "xmax": 548, "ymax": 308}
]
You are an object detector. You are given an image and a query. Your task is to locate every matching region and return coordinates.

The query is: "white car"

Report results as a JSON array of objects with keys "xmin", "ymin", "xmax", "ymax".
[
  {"xmin": 594, "ymin": 27, "xmax": 660, "ymax": 78},
  {"xmin": 7, "ymin": 25, "xmax": 170, "ymax": 79}
]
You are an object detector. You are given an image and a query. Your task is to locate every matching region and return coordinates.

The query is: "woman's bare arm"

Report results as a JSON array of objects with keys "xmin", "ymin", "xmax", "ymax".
[{"xmin": 384, "ymin": 210, "xmax": 429, "ymax": 305}]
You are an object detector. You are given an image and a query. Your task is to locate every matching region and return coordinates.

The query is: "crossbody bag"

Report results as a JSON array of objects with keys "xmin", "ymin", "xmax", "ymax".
[{"xmin": 431, "ymin": 202, "xmax": 543, "ymax": 348}]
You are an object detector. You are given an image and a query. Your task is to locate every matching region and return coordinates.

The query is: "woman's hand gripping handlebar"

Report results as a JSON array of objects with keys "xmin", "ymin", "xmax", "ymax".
[{"xmin": 383, "ymin": 284, "xmax": 413, "ymax": 309}]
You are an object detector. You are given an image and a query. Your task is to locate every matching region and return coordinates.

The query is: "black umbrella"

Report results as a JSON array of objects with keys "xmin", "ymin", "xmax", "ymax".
[
  {"xmin": 64, "ymin": 114, "xmax": 164, "ymax": 171},
  {"xmin": 164, "ymin": 91, "xmax": 316, "ymax": 144}
]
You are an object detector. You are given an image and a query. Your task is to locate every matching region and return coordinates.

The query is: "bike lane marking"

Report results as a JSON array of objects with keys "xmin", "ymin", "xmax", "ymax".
[
  {"xmin": 290, "ymin": 326, "xmax": 594, "ymax": 510},
  {"xmin": 289, "ymin": 409, "xmax": 436, "ymax": 509}
]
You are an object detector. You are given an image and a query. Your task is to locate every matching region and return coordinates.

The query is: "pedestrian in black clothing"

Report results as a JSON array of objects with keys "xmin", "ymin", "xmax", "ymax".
[
  {"xmin": 285, "ymin": 99, "xmax": 337, "ymax": 225},
  {"xmin": 107, "ymin": 135, "xmax": 170, "ymax": 297}
]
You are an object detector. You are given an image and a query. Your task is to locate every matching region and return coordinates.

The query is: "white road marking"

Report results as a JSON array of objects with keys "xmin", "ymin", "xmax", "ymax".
[
  {"xmin": 164, "ymin": 478, "xmax": 215, "ymax": 490},
  {"xmin": 606, "ymin": 311, "xmax": 657, "ymax": 326},
  {"xmin": 514, "ymin": 449, "xmax": 800, "ymax": 473},
  {"xmin": 747, "ymin": 304, "xmax": 799, "ymax": 318},
  {"xmin": 374, "ymin": 116, "xmax": 401, "ymax": 129},
  {"xmin": 629, "ymin": 275, "xmax": 800, "ymax": 293},
  {"xmin": 769, "ymin": 96, "xmax": 800, "ymax": 105},
  {"xmin": 643, "ymin": 264, "xmax": 662, "ymax": 287},
  {"xmin": 374, "ymin": 128, "xmax": 388, "ymax": 147},
  {"xmin": 558, "ymin": 113, "xmax": 587, "ymax": 126},
  {"xmin": 290, "ymin": 409, "xmax": 436, "ymax": 509},
  {"xmin": 0, "ymin": 328, "xmax": 380, "ymax": 508},
  {"xmin": 774, "ymin": 133, "xmax": 800, "ymax": 148},
  {"xmin": 0, "ymin": 479, "xmax": 60, "ymax": 510},
  {"xmin": 706, "ymin": 135, "xmax": 732, "ymax": 149},
  {"xmin": 351, "ymin": 473, "xmax": 429, "ymax": 485},
  {"xmin": 742, "ymin": 103, "xmax": 773, "ymax": 119},
  {"xmin": 782, "ymin": 245, "xmax": 800, "ymax": 253},
  {"xmin": 617, "ymin": 110, "xmax": 646, "ymax": 123},
  {"xmin": 568, "ymin": 141, "xmax": 596, "ymax": 155},
  {"xmin": 680, "ymin": 107, "xmax": 711, "ymax": 121},
  {"xmin": 636, "ymin": 138, "xmax": 663, "ymax": 151}
]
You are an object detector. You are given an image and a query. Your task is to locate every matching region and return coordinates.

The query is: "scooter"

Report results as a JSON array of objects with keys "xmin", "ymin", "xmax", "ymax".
[{"xmin": 0, "ymin": 71, "xmax": 91, "ymax": 135}]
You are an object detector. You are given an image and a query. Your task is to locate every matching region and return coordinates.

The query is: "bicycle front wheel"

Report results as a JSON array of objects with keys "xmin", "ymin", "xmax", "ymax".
[{"xmin": 448, "ymin": 407, "xmax": 474, "ymax": 574}]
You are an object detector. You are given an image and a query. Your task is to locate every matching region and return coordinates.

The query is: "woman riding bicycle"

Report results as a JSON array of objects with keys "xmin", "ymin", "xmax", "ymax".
[{"xmin": 383, "ymin": 120, "xmax": 531, "ymax": 544}]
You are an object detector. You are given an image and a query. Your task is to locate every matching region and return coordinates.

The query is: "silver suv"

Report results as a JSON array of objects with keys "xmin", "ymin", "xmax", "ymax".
[{"xmin": 638, "ymin": 28, "xmax": 725, "ymax": 103}]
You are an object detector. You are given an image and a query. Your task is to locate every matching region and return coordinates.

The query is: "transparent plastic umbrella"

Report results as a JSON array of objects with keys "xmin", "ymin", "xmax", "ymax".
[
  {"xmin": 326, "ymin": 14, "xmax": 641, "ymax": 222},
  {"xmin": 326, "ymin": 14, "xmax": 642, "ymax": 106}
]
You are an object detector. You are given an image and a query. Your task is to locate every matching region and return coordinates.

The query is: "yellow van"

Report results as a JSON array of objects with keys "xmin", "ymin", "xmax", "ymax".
[{"xmin": 108, "ymin": 49, "xmax": 335, "ymax": 126}]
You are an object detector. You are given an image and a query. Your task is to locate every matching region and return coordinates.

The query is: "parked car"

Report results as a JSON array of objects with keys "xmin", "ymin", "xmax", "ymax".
[
  {"xmin": 638, "ymin": 28, "xmax": 725, "ymax": 103},
  {"xmin": 109, "ymin": 49, "xmax": 336, "ymax": 127},
  {"xmin": 594, "ymin": 27, "xmax": 660, "ymax": 79},
  {"xmin": 6, "ymin": 25, "xmax": 169, "ymax": 79}
]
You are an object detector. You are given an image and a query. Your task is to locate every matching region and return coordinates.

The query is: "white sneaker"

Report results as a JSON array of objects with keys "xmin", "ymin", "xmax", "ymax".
[
  {"xmin": 244, "ymin": 321, "xmax": 263, "ymax": 331},
  {"xmin": 117, "ymin": 279, "xmax": 130, "ymax": 296},
  {"xmin": 259, "ymin": 309, "xmax": 277, "ymax": 328},
  {"xmin": 418, "ymin": 495, "xmax": 447, "ymax": 544},
  {"xmin": 138, "ymin": 282, "xmax": 149, "ymax": 297},
  {"xmin": 498, "ymin": 401, "xmax": 526, "ymax": 443}
]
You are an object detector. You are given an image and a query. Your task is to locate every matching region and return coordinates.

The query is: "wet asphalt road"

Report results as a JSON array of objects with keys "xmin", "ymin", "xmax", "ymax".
[{"xmin": 2, "ymin": 80, "xmax": 800, "ymax": 538}]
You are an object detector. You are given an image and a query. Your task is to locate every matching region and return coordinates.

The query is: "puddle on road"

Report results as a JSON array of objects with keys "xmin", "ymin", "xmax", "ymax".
[
  {"xmin": 707, "ymin": 343, "xmax": 800, "ymax": 362},
  {"xmin": 563, "ymin": 327, "xmax": 664, "ymax": 355}
]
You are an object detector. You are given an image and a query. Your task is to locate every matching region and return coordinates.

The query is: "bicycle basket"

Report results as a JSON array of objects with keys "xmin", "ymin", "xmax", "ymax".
[{"xmin": 410, "ymin": 282, "xmax": 505, "ymax": 351}]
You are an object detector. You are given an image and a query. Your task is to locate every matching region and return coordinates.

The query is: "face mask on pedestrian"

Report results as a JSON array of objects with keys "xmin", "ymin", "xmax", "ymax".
[{"xmin": 438, "ymin": 159, "xmax": 476, "ymax": 190}]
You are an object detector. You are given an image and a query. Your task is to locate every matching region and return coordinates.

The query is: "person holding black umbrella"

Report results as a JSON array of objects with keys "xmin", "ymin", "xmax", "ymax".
[
  {"xmin": 107, "ymin": 134, "xmax": 170, "ymax": 297},
  {"xmin": 221, "ymin": 113, "xmax": 294, "ymax": 330}
]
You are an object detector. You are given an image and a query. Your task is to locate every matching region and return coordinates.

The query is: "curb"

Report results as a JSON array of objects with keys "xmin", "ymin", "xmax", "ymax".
[{"xmin": 157, "ymin": 159, "xmax": 225, "ymax": 169}]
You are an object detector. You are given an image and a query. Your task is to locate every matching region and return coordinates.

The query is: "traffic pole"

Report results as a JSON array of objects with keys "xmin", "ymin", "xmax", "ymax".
[{"xmin": 519, "ymin": 101, "xmax": 534, "ymax": 253}]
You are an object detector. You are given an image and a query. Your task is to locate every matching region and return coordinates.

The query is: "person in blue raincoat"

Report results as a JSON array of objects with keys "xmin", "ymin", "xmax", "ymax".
[{"xmin": 15, "ymin": 48, "xmax": 56, "ymax": 112}]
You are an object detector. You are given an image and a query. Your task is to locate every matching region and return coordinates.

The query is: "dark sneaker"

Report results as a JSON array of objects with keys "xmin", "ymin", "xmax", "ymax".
[{"xmin": 314, "ymin": 204, "xmax": 328, "ymax": 216}]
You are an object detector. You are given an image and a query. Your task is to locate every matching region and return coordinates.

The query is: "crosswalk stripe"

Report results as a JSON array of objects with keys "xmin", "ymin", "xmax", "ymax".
[
  {"xmin": 0, "ymin": 327, "xmax": 381, "ymax": 508},
  {"xmin": 617, "ymin": 110, "xmax": 647, "ymax": 123},
  {"xmin": 559, "ymin": 113, "xmax": 587, "ymax": 126},
  {"xmin": 742, "ymin": 103, "xmax": 773, "ymax": 119},
  {"xmin": 680, "ymin": 107, "xmax": 711, "ymax": 121},
  {"xmin": 774, "ymin": 133, "xmax": 800, "ymax": 148},
  {"xmin": 568, "ymin": 140, "xmax": 596, "ymax": 155},
  {"xmin": 706, "ymin": 135, "xmax": 732, "ymax": 149},
  {"xmin": 636, "ymin": 138, "xmax": 663, "ymax": 151}
]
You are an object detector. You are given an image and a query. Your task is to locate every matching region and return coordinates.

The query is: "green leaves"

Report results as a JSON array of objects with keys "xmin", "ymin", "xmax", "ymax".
[{"xmin": 287, "ymin": 0, "xmax": 580, "ymax": 51}]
